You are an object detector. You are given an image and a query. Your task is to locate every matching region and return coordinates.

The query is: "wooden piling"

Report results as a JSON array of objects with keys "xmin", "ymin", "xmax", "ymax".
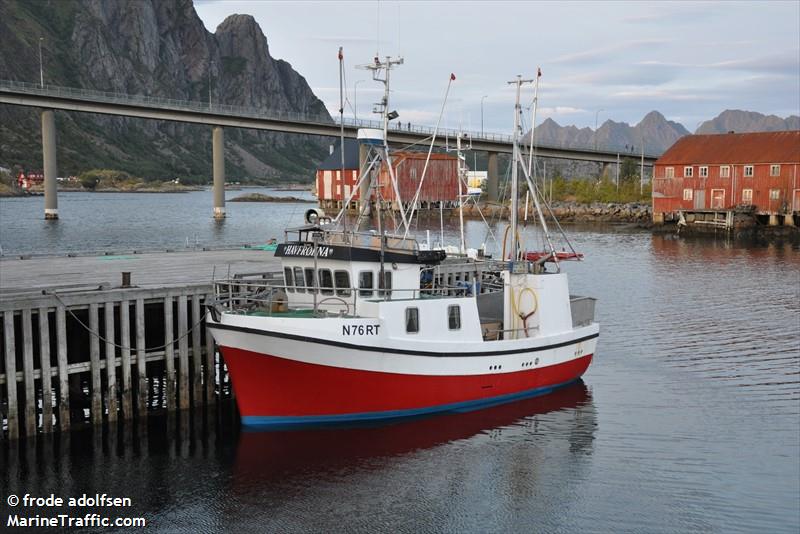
[
  {"xmin": 191, "ymin": 295, "xmax": 203, "ymax": 406},
  {"xmin": 38, "ymin": 307, "xmax": 53, "ymax": 433},
  {"xmin": 163, "ymin": 296, "xmax": 176, "ymax": 411},
  {"xmin": 177, "ymin": 295, "xmax": 189, "ymax": 410},
  {"xmin": 104, "ymin": 302, "xmax": 117, "ymax": 422},
  {"xmin": 135, "ymin": 298, "xmax": 147, "ymax": 418},
  {"xmin": 21, "ymin": 308, "xmax": 36, "ymax": 437},
  {"xmin": 3, "ymin": 311, "xmax": 19, "ymax": 440},
  {"xmin": 120, "ymin": 299, "xmax": 132, "ymax": 419},
  {"xmin": 205, "ymin": 294, "xmax": 215, "ymax": 403},
  {"xmin": 55, "ymin": 305, "xmax": 69, "ymax": 431},
  {"xmin": 1, "ymin": 279, "xmax": 234, "ymax": 439},
  {"xmin": 89, "ymin": 303, "xmax": 102, "ymax": 425}
]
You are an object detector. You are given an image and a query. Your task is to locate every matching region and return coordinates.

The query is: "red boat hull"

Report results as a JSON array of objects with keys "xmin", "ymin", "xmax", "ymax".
[{"xmin": 220, "ymin": 346, "xmax": 593, "ymax": 427}]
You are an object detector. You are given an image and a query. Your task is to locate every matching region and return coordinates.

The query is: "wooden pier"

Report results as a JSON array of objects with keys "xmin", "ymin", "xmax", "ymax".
[{"xmin": 0, "ymin": 248, "xmax": 280, "ymax": 440}]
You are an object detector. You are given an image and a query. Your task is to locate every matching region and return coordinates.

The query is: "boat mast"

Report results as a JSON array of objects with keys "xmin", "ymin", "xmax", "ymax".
[
  {"xmin": 456, "ymin": 132, "xmax": 467, "ymax": 254},
  {"xmin": 363, "ymin": 55, "xmax": 409, "ymax": 235},
  {"xmin": 338, "ymin": 47, "xmax": 347, "ymax": 237},
  {"xmin": 507, "ymin": 75, "xmax": 534, "ymax": 260}
]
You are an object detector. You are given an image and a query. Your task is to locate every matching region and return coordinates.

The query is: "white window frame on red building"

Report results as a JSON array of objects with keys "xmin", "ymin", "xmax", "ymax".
[
  {"xmin": 699, "ymin": 166, "xmax": 708, "ymax": 177},
  {"xmin": 769, "ymin": 189, "xmax": 780, "ymax": 200},
  {"xmin": 684, "ymin": 166, "xmax": 693, "ymax": 178},
  {"xmin": 720, "ymin": 165, "xmax": 730, "ymax": 178},
  {"xmin": 744, "ymin": 165, "xmax": 754, "ymax": 177},
  {"xmin": 770, "ymin": 164, "xmax": 781, "ymax": 176},
  {"xmin": 665, "ymin": 167, "xmax": 674, "ymax": 179},
  {"xmin": 742, "ymin": 188, "xmax": 753, "ymax": 204},
  {"xmin": 683, "ymin": 189, "xmax": 693, "ymax": 201}
]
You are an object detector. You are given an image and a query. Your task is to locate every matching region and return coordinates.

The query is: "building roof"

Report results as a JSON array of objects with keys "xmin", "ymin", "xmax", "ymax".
[
  {"xmin": 318, "ymin": 138, "xmax": 360, "ymax": 170},
  {"xmin": 655, "ymin": 130, "xmax": 800, "ymax": 165}
]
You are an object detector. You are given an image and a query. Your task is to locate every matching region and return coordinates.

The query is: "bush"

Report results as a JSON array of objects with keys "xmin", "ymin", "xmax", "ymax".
[
  {"xmin": 78, "ymin": 169, "xmax": 137, "ymax": 190},
  {"xmin": 546, "ymin": 175, "xmax": 650, "ymax": 204}
]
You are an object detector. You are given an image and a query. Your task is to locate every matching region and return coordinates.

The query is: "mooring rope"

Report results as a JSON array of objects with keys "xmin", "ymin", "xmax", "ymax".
[{"xmin": 45, "ymin": 290, "xmax": 207, "ymax": 352}]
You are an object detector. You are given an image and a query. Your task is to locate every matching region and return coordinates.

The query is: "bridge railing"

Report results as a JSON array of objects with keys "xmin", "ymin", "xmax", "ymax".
[{"xmin": 0, "ymin": 79, "xmax": 661, "ymax": 158}]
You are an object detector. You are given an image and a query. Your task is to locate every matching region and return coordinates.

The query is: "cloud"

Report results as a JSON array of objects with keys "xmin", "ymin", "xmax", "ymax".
[
  {"xmin": 551, "ymin": 39, "xmax": 670, "ymax": 65},
  {"xmin": 707, "ymin": 50, "xmax": 800, "ymax": 75},
  {"xmin": 566, "ymin": 66, "xmax": 680, "ymax": 86},
  {"xmin": 635, "ymin": 50, "xmax": 800, "ymax": 76},
  {"xmin": 622, "ymin": 4, "xmax": 717, "ymax": 24},
  {"xmin": 538, "ymin": 106, "xmax": 586, "ymax": 115},
  {"xmin": 610, "ymin": 89, "xmax": 714, "ymax": 102}
]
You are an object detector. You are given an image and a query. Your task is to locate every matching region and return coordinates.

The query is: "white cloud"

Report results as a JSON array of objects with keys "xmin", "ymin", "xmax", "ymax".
[{"xmin": 551, "ymin": 39, "xmax": 670, "ymax": 65}]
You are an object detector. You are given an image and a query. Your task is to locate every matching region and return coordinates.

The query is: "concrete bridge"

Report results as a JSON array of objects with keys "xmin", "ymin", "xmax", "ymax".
[{"xmin": 0, "ymin": 80, "xmax": 659, "ymax": 219}]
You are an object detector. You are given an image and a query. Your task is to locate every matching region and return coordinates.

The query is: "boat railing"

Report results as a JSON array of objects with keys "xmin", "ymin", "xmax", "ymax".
[{"xmin": 209, "ymin": 277, "xmax": 500, "ymax": 318}]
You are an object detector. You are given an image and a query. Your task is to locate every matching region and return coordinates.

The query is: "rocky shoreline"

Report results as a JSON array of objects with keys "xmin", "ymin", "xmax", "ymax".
[
  {"xmin": 230, "ymin": 192, "xmax": 313, "ymax": 203},
  {"xmin": 461, "ymin": 201, "xmax": 652, "ymax": 224}
]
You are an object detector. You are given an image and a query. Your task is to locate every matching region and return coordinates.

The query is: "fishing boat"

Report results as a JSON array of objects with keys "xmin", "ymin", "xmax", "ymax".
[{"xmin": 206, "ymin": 58, "xmax": 599, "ymax": 428}]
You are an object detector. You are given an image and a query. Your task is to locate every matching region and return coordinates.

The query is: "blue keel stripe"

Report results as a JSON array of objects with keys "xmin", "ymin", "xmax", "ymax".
[{"xmin": 240, "ymin": 379, "xmax": 578, "ymax": 429}]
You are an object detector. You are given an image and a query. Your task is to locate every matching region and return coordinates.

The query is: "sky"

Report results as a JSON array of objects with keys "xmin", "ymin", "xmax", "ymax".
[{"xmin": 195, "ymin": 0, "xmax": 800, "ymax": 135}]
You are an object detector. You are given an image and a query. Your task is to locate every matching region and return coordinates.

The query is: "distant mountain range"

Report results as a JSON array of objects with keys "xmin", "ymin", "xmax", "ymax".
[
  {"xmin": 529, "ymin": 110, "xmax": 799, "ymax": 156},
  {"xmin": 695, "ymin": 110, "xmax": 800, "ymax": 135}
]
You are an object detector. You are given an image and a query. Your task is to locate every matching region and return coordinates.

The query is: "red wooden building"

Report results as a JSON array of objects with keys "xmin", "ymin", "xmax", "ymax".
[
  {"xmin": 652, "ymin": 131, "xmax": 800, "ymax": 224},
  {"xmin": 378, "ymin": 151, "xmax": 463, "ymax": 210},
  {"xmin": 17, "ymin": 170, "xmax": 44, "ymax": 191},
  {"xmin": 316, "ymin": 141, "xmax": 463, "ymax": 211},
  {"xmin": 316, "ymin": 139, "xmax": 360, "ymax": 210}
]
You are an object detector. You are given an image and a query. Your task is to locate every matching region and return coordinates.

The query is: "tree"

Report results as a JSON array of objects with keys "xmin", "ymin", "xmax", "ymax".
[{"xmin": 619, "ymin": 157, "xmax": 639, "ymax": 185}]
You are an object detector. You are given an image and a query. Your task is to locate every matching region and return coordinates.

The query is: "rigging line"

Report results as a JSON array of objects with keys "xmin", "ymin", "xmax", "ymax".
[
  {"xmin": 515, "ymin": 150, "xmax": 558, "ymax": 266},
  {"xmin": 536, "ymin": 176, "xmax": 579, "ymax": 257},
  {"xmin": 402, "ymin": 73, "xmax": 456, "ymax": 239},
  {"xmin": 457, "ymin": 170, "xmax": 499, "ymax": 250},
  {"xmin": 484, "ymin": 158, "xmax": 512, "ymax": 250},
  {"xmin": 45, "ymin": 290, "xmax": 206, "ymax": 352},
  {"xmin": 396, "ymin": 134, "xmax": 435, "ymax": 151}
]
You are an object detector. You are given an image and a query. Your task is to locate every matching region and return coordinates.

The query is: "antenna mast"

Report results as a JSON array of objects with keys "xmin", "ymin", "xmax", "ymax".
[
  {"xmin": 338, "ymin": 47, "xmax": 347, "ymax": 236},
  {"xmin": 359, "ymin": 55, "xmax": 409, "ymax": 234},
  {"xmin": 507, "ymin": 75, "xmax": 534, "ymax": 260}
]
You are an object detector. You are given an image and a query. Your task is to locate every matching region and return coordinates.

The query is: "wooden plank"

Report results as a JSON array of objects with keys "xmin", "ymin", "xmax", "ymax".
[
  {"xmin": 119, "ymin": 299, "xmax": 132, "ymax": 419},
  {"xmin": 89, "ymin": 303, "xmax": 102, "ymax": 425},
  {"xmin": 205, "ymin": 294, "xmax": 216, "ymax": 403},
  {"xmin": 177, "ymin": 295, "xmax": 189, "ymax": 410},
  {"xmin": 135, "ymin": 298, "xmax": 147, "ymax": 418},
  {"xmin": 3, "ymin": 312, "xmax": 19, "ymax": 440},
  {"xmin": 191, "ymin": 294, "xmax": 203, "ymax": 406},
  {"xmin": 21, "ymin": 309, "xmax": 36, "ymax": 437},
  {"xmin": 0, "ymin": 248, "xmax": 279, "ymax": 294},
  {"xmin": 55, "ymin": 305, "xmax": 70, "ymax": 432},
  {"xmin": 104, "ymin": 302, "xmax": 117, "ymax": 422},
  {"xmin": 163, "ymin": 296, "xmax": 175, "ymax": 411},
  {"xmin": 37, "ymin": 307, "xmax": 53, "ymax": 433}
]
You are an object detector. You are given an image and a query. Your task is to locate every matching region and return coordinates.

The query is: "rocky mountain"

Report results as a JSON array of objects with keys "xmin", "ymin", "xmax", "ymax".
[
  {"xmin": 695, "ymin": 109, "xmax": 800, "ymax": 135},
  {"xmin": 530, "ymin": 111, "xmax": 690, "ymax": 155},
  {"xmin": 0, "ymin": 0, "xmax": 330, "ymax": 182},
  {"xmin": 529, "ymin": 109, "xmax": 799, "ymax": 158}
]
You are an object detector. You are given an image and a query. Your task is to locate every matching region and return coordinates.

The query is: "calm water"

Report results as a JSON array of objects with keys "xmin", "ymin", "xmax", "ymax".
[{"xmin": 1, "ymin": 192, "xmax": 799, "ymax": 532}]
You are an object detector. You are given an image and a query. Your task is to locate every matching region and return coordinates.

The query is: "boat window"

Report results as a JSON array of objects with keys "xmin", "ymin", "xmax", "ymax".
[
  {"xmin": 358, "ymin": 271, "xmax": 374, "ymax": 297},
  {"xmin": 378, "ymin": 271, "xmax": 392, "ymax": 298},
  {"xmin": 304, "ymin": 268, "xmax": 317, "ymax": 294},
  {"xmin": 406, "ymin": 307, "xmax": 419, "ymax": 334},
  {"xmin": 334, "ymin": 270, "xmax": 351, "ymax": 297},
  {"xmin": 293, "ymin": 267, "xmax": 305, "ymax": 293},
  {"xmin": 319, "ymin": 269, "xmax": 334, "ymax": 295},
  {"xmin": 448, "ymin": 305, "xmax": 461, "ymax": 330},
  {"xmin": 283, "ymin": 267, "xmax": 294, "ymax": 293}
]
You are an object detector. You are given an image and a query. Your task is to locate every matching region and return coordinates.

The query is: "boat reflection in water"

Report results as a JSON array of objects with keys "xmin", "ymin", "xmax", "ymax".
[{"xmin": 234, "ymin": 380, "xmax": 596, "ymax": 482}]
